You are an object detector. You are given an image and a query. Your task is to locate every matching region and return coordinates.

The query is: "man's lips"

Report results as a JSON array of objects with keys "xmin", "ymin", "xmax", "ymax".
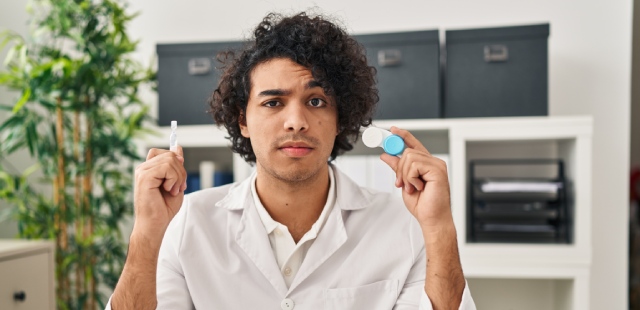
[
  {"xmin": 279, "ymin": 144, "xmax": 314, "ymax": 157},
  {"xmin": 279, "ymin": 141, "xmax": 312, "ymax": 148}
]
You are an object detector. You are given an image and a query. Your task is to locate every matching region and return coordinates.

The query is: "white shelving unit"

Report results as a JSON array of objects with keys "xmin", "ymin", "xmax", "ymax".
[
  {"xmin": 135, "ymin": 115, "xmax": 593, "ymax": 310},
  {"xmin": 447, "ymin": 117, "xmax": 592, "ymax": 310},
  {"xmin": 137, "ymin": 124, "xmax": 255, "ymax": 181}
]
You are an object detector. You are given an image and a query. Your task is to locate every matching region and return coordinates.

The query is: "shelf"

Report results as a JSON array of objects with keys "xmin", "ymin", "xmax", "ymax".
[
  {"xmin": 137, "ymin": 116, "xmax": 592, "ymax": 149},
  {"xmin": 139, "ymin": 124, "xmax": 230, "ymax": 148},
  {"xmin": 135, "ymin": 116, "xmax": 592, "ymax": 253}
]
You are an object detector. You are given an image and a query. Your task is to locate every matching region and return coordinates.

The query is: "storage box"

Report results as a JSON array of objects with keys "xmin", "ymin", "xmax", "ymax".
[
  {"xmin": 354, "ymin": 30, "xmax": 441, "ymax": 120},
  {"xmin": 157, "ymin": 41, "xmax": 244, "ymax": 126},
  {"xmin": 444, "ymin": 24, "xmax": 549, "ymax": 118}
]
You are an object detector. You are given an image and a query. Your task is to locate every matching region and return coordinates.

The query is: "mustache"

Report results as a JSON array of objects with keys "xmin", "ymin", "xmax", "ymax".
[{"xmin": 272, "ymin": 134, "xmax": 320, "ymax": 148}]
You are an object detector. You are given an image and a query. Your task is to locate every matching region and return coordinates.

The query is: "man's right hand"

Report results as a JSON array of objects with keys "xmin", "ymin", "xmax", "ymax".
[
  {"xmin": 132, "ymin": 146, "xmax": 188, "ymax": 240},
  {"xmin": 110, "ymin": 146, "xmax": 187, "ymax": 310}
]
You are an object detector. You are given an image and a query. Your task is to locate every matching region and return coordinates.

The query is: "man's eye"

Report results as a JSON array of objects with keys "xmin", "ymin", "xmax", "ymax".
[
  {"xmin": 309, "ymin": 98, "xmax": 326, "ymax": 107},
  {"xmin": 264, "ymin": 101, "xmax": 280, "ymax": 107}
]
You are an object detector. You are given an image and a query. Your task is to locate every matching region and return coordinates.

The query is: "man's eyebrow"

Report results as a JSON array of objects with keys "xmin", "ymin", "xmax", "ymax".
[
  {"xmin": 256, "ymin": 81, "xmax": 321, "ymax": 97},
  {"xmin": 257, "ymin": 89, "xmax": 291, "ymax": 97},
  {"xmin": 306, "ymin": 80, "xmax": 322, "ymax": 89}
]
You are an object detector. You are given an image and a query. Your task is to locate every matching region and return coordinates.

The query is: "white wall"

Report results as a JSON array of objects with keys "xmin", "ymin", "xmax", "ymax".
[
  {"xmin": 0, "ymin": 0, "xmax": 31, "ymax": 238},
  {"xmin": 0, "ymin": 0, "xmax": 633, "ymax": 308},
  {"xmin": 633, "ymin": 0, "xmax": 640, "ymax": 169}
]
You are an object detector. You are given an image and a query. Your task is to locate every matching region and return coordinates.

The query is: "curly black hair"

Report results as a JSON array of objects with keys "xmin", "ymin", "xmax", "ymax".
[{"xmin": 209, "ymin": 12, "xmax": 378, "ymax": 163}]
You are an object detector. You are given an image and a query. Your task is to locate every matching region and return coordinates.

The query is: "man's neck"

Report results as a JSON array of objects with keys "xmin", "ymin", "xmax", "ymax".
[{"xmin": 255, "ymin": 164, "xmax": 331, "ymax": 242}]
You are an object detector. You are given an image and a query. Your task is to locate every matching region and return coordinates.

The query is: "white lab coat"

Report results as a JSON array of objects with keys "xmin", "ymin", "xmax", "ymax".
[{"xmin": 106, "ymin": 165, "xmax": 475, "ymax": 309}]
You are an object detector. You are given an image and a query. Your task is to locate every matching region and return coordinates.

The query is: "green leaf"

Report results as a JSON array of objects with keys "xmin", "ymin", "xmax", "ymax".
[
  {"xmin": 0, "ymin": 72, "xmax": 15, "ymax": 84},
  {"xmin": 0, "ymin": 113, "xmax": 24, "ymax": 132},
  {"xmin": 21, "ymin": 163, "xmax": 40, "ymax": 180},
  {"xmin": 3, "ymin": 45, "xmax": 17, "ymax": 67},
  {"xmin": 0, "ymin": 30, "xmax": 21, "ymax": 52},
  {"xmin": 25, "ymin": 119, "xmax": 39, "ymax": 156},
  {"xmin": 12, "ymin": 88, "xmax": 31, "ymax": 113},
  {"xmin": 18, "ymin": 44, "xmax": 27, "ymax": 67},
  {"xmin": 0, "ymin": 170, "xmax": 16, "ymax": 197}
]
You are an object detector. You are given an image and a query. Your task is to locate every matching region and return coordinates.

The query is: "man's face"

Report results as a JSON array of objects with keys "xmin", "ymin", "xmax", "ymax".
[{"xmin": 240, "ymin": 58, "xmax": 338, "ymax": 183}]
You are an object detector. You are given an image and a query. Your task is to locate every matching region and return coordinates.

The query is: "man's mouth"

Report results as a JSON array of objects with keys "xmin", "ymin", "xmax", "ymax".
[
  {"xmin": 278, "ymin": 142, "xmax": 314, "ymax": 157},
  {"xmin": 280, "ymin": 147, "xmax": 313, "ymax": 157}
]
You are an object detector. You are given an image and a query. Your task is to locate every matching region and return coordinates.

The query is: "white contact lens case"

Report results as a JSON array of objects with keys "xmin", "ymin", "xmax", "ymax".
[{"xmin": 362, "ymin": 127, "xmax": 405, "ymax": 156}]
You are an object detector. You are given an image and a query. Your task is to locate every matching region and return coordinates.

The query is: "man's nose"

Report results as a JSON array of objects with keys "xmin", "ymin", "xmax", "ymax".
[{"xmin": 283, "ymin": 103, "xmax": 309, "ymax": 133}]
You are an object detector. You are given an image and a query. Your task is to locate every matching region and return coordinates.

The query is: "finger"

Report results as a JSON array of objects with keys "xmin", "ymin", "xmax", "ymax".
[
  {"xmin": 390, "ymin": 126, "xmax": 430, "ymax": 155},
  {"xmin": 166, "ymin": 166, "xmax": 188, "ymax": 196},
  {"xmin": 161, "ymin": 164, "xmax": 181, "ymax": 194},
  {"xmin": 404, "ymin": 161, "xmax": 426, "ymax": 192},
  {"xmin": 136, "ymin": 162, "xmax": 181, "ymax": 193},
  {"xmin": 171, "ymin": 180, "xmax": 181, "ymax": 196},
  {"xmin": 402, "ymin": 151, "xmax": 427, "ymax": 193},
  {"xmin": 147, "ymin": 148, "xmax": 184, "ymax": 164},
  {"xmin": 140, "ymin": 152, "xmax": 184, "ymax": 171},
  {"xmin": 138, "ymin": 158, "xmax": 186, "ymax": 195},
  {"xmin": 146, "ymin": 148, "xmax": 172, "ymax": 161},
  {"xmin": 380, "ymin": 153, "xmax": 403, "ymax": 188},
  {"xmin": 178, "ymin": 165, "xmax": 187, "ymax": 194},
  {"xmin": 380, "ymin": 153, "xmax": 400, "ymax": 172},
  {"xmin": 180, "ymin": 181, "xmax": 188, "ymax": 193},
  {"xmin": 169, "ymin": 160, "xmax": 188, "ymax": 195},
  {"xmin": 395, "ymin": 149, "xmax": 411, "ymax": 188},
  {"xmin": 403, "ymin": 155, "xmax": 449, "ymax": 189}
]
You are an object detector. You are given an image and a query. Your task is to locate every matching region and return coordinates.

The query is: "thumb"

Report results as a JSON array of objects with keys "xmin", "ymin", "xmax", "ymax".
[
  {"xmin": 171, "ymin": 145, "xmax": 183, "ymax": 157},
  {"xmin": 380, "ymin": 153, "xmax": 399, "ymax": 173},
  {"xmin": 172, "ymin": 145, "xmax": 186, "ymax": 191}
]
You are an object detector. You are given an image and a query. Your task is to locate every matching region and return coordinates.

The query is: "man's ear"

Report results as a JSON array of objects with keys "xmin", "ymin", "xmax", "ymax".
[{"xmin": 239, "ymin": 110, "xmax": 250, "ymax": 138}]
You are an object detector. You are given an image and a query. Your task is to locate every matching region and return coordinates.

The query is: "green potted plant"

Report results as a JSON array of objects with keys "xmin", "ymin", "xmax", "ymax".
[{"xmin": 0, "ymin": 0, "xmax": 155, "ymax": 308}]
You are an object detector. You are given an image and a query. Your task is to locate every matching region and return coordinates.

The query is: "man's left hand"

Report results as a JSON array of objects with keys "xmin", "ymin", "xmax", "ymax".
[{"xmin": 380, "ymin": 126, "xmax": 453, "ymax": 229}]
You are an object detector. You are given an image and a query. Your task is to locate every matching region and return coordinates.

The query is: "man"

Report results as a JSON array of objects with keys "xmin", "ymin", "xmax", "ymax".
[{"xmin": 109, "ymin": 12, "xmax": 475, "ymax": 309}]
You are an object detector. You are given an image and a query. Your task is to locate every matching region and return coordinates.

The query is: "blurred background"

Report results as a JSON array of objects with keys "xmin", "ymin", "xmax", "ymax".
[{"xmin": 0, "ymin": 0, "xmax": 636, "ymax": 309}]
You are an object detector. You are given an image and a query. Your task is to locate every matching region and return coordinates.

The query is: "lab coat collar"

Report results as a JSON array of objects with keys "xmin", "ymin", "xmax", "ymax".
[
  {"xmin": 331, "ymin": 163, "xmax": 371, "ymax": 210},
  {"xmin": 214, "ymin": 163, "xmax": 371, "ymax": 211},
  {"xmin": 213, "ymin": 171, "xmax": 253, "ymax": 211},
  {"xmin": 213, "ymin": 162, "xmax": 371, "ymax": 295},
  {"xmin": 235, "ymin": 195, "xmax": 290, "ymax": 297}
]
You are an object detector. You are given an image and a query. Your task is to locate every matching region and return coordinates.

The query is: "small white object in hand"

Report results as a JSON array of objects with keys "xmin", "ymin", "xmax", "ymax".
[
  {"xmin": 170, "ymin": 120, "xmax": 178, "ymax": 151},
  {"xmin": 362, "ymin": 126, "xmax": 405, "ymax": 156}
]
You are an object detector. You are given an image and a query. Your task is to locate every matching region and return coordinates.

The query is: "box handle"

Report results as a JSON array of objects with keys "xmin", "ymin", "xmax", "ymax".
[
  {"xmin": 13, "ymin": 291, "xmax": 26, "ymax": 302},
  {"xmin": 188, "ymin": 58, "xmax": 211, "ymax": 75},
  {"xmin": 377, "ymin": 49, "xmax": 402, "ymax": 67},
  {"xmin": 484, "ymin": 45, "xmax": 509, "ymax": 62}
]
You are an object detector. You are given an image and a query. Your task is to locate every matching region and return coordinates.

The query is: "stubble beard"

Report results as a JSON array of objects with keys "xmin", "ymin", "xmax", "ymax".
[
  {"xmin": 259, "ymin": 157, "xmax": 326, "ymax": 189},
  {"xmin": 255, "ymin": 134, "xmax": 328, "ymax": 187}
]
